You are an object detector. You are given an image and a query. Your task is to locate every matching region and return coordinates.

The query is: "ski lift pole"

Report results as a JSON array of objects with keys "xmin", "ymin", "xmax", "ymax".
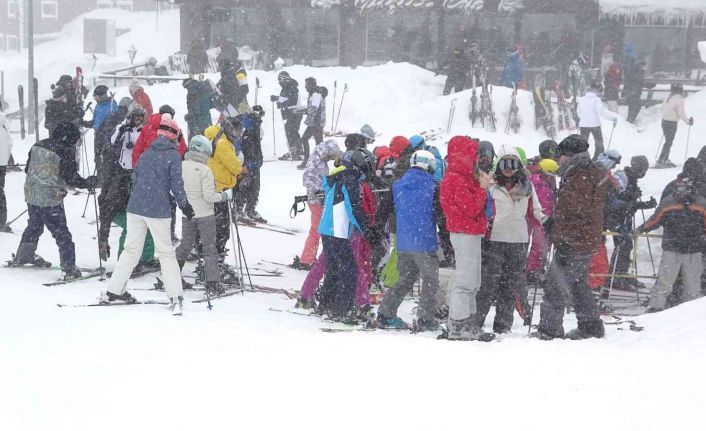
[
  {"xmin": 331, "ymin": 80, "xmax": 337, "ymax": 132},
  {"xmin": 606, "ymin": 121, "xmax": 616, "ymax": 150},
  {"xmin": 334, "ymin": 83, "xmax": 348, "ymax": 133}
]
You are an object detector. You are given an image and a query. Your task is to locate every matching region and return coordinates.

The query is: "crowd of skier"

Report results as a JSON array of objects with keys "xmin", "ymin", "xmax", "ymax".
[{"xmin": 0, "ymin": 51, "xmax": 701, "ymax": 336}]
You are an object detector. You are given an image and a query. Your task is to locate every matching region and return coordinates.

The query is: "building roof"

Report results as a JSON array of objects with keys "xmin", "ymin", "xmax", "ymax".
[
  {"xmin": 599, "ymin": 0, "xmax": 706, "ymax": 16},
  {"xmin": 311, "ymin": 0, "xmax": 526, "ymax": 12}
]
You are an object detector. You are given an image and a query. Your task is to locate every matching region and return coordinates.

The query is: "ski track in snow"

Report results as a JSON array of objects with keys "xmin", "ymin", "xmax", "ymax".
[{"xmin": 2, "ymin": 9, "xmax": 706, "ymax": 431}]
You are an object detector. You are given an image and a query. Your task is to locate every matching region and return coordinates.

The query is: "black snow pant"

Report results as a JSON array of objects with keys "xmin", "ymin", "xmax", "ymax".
[
  {"xmin": 659, "ymin": 120, "xmax": 678, "ymax": 163},
  {"xmin": 16, "ymin": 204, "xmax": 75, "ymax": 269},
  {"xmin": 580, "ymin": 126, "xmax": 604, "ymax": 160},
  {"xmin": 610, "ymin": 228, "xmax": 633, "ymax": 276},
  {"xmin": 214, "ymin": 201, "xmax": 230, "ymax": 256},
  {"xmin": 235, "ymin": 169, "xmax": 261, "ymax": 216},
  {"xmin": 538, "ymin": 246, "xmax": 604, "ymax": 339},
  {"xmin": 443, "ymin": 75, "xmax": 465, "ymax": 95},
  {"xmin": 476, "ymin": 240, "xmax": 529, "ymax": 333},
  {"xmin": 319, "ymin": 235, "xmax": 356, "ymax": 318},
  {"xmin": 433, "ymin": 186, "xmax": 454, "ymax": 266},
  {"xmin": 284, "ymin": 114, "xmax": 303, "ymax": 157},
  {"xmin": 0, "ymin": 167, "xmax": 6, "ymax": 226},
  {"xmin": 626, "ymin": 97, "xmax": 641, "ymax": 123},
  {"xmin": 301, "ymin": 126, "xmax": 323, "ymax": 164}
]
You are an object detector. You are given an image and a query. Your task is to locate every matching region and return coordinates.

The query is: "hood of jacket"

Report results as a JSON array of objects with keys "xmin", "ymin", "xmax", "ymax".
[
  {"xmin": 447, "ymin": 136, "xmax": 477, "ymax": 176},
  {"xmin": 315, "ymin": 139, "xmax": 341, "ymax": 162},
  {"xmin": 185, "ymin": 150, "xmax": 209, "ymax": 165},
  {"xmin": 558, "ymin": 151, "xmax": 593, "ymax": 179},
  {"xmin": 150, "ymin": 136, "xmax": 178, "ymax": 152}
]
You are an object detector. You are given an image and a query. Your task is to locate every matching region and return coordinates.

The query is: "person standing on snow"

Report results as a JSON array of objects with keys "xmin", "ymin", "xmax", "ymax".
[
  {"xmin": 129, "ymin": 79, "xmax": 153, "ymax": 116},
  {"xmin": 132, "ymin": 105, "xmax": 187, "ymax": 167},
  {"xmin": 176, "ymin": 135, "xmax": 233, "ymax": 296},
  {"xmin": 234, "ymin": 106, "xmax": 266, "ymax": 224},
  {"xmin": 183, "ymin": 76, "xmax": 216, "ymax": 141},
  {"xmin": 100, "ymin": 115, "xmax": 195, "ymax": 315},
  {"xmin": 12, "ymin": 123, "xmax": 98, "ymax": 279},
  {"xmin": 533, "ymin": 135, "xmax": 607, "ymax": 340},
  {"xmin": 216, "ymin": 60, "xmax": 250, "ymax": 117},
  {"xmin": 656, "ymin": 83, "xmax": 694, "ymax": 168},
  {"xmin": 603, "ymin": 62, "xmax": 621, "ymax": 113},
  {"xmin": 95, "ymin": 97, "xmax": 132, "ymax": 185},
  {"xmin": 439, "ymin": 136, "xmax": 494, "ymax": 341},
  {"xmin": 272, "ymin": 71, "xmax": 304, "ymax": 161},
  {"xmin": 623, "ymin": 61, "xmax": 647, "ymax": 124},
  {"xmin": 44, "ymin": 85, "xmax": 83, "ymax": 135},
  {"xmin": 0, "ymin": 112, "xmax": 13, "ymax": 233},
  {"xmin": 440, "ymin": 46, "xmax": 469, "ymax": 95},
  {"xmin": 476, "ymin": 147, "xmax": 546, "ymax": 333},
  {"xmin": 500, "ymin": 47, "xmax": 524, "ymax": 89},
  {"xmin": 576, "ymin": 81, "xmax": 618, "ymax": 160},
  {"xmin": 300, "ymin": 77, "xmax": 326, "ymax": 170},
  {"xmin": 376, "ymin": 150, "xmax": 440, "ymax": 331},
  {"xmin": 83, "ymin": 85, "xmax": 118, "ymax": 177}
]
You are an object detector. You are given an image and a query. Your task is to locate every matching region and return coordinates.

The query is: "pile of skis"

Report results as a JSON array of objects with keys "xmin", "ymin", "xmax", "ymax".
[{"xmin": 468, "ymin": 66, "xmax": 497, "ymax": 132}]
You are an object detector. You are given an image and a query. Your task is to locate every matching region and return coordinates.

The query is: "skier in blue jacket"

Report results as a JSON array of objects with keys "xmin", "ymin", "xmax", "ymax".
[{"xmin": 83, "ymin": 85, "xmax": 118, "ymax": 179}]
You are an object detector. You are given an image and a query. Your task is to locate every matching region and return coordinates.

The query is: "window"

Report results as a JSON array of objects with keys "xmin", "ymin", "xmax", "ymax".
[
  {"xmin": 40, "ymin": 1, "xmax": 58, "ymax": 19},
  {"xmin": 7, "ymin": 35, "xmax": 19, "ymax": 51},
  {"xmin": 116, "ymin": 1, "xmax": 134, "ymax": 11},
  {"xmin": 96, "ymin": 0, "xmax": 113, "ymax": 9},
  {"xmin": 8, "ymin": 0, "xmax": 18, "ymax": 19}
]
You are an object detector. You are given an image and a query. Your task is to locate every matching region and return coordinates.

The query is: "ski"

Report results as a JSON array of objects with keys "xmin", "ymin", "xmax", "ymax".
[
  {"xmin": 105, "ymin": 265, "xmax": 160, "ymax": 279},
  {"xmin": 469, "ymin": 65, "xmax": 478, "ymax": 125},
  {"xmin": 57, "ymin": 300, "xmax": 170, "ymax": 308},
  {"xmin": 43, "ymin": 270, "xmax": 105, "ymax": 286},
  {"xmin": 269, "ymin": 307, "xmax": 316, "ymax": 317},
  {"xmin": 192, "ymin": 290, "xmax": 241, "ymax": 303},
  {"xmin": 320, "ymin": 326, "xmax": 375, "ymax": 333},
  {"xmin": 446, "ymin": 99, "xmax": 457, "ymax": 133},
  {"xmin": 505, "ymin": 84, "xmax": 520, "ymax": 134}
]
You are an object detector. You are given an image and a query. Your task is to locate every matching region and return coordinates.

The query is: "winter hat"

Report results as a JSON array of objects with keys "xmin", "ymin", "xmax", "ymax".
[
  {"xmin": 538, "ymin": 139, "xmax": 558, "ymax": 159},
  {"xmin": 51, "ymin": 85, "xmax": 66, "ymax": 99},
  {"xmin": 188, "ymin": 135, "xmax": 213, "ymax": 155},
  {"xmin": 305, "ymin": 77, "xmax": 317, "ymax": 90},
  {"xmin": 411, "ymin": 150, "xmax": 436, "ymax": 174},
  {"xmin": 681, "ymin": 158, "xmax": 704, "ymax": 183},
  {"xmin": 360, "ymin": 124, "xmax": 375, "ymax": 141},
  {"xmin": 129, "ymin": 78, "xmax": 141, "ymax": 94},
  {"xmin": 57, "ymin": 75, "xmax": 72, "ymax": 86},
  {"xmin": 118, "ymin": 97, "xmax": 133, "ymax": 109},
  {"xmin": 630, "ymin": 155, "xmax": 649, "ymax": 178},
  {"xmin": 278, "ymin": 71, "xmax": 290, "ymax": 81},
  {"xmin": 159, "ymin": 104, "xmax": 176, "ymax": 117},
  {"xmin": 157, "ymin": 113, "xmax": 181, "ymax": 142},
  {"xmin": 51, "ymin": 122, "xmax": 81, "ymax": 146},
  {"xmin": 93, "ymin": 85, "xmax": 109, "ymax": 97},
  {"xmin": 373, "ymin": 146, "xmax": 392, "ymax": 167},
  {"xmin": 389, "ymin": 136, "xmax": 410, "ymax": 159},
  {"xmin": 345, "ymin": 133, "xmax": 368, "ymax": 150},
  {"xmin": 409, "ymin": 135, "xmax": 425, "ymax": 149},
  {"xmin": 344, "ymin": 147, "xmax": 376, "ymax": 178},
  {"xmin": 558, "ymin": 134, "xmax": 589, "ymax": 157}
]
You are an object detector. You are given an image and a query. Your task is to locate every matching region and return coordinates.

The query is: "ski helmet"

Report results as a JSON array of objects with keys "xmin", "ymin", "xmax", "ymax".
[
  {"xmin": 345, "ymin": 133, "xmax": 368, "ymax": 150},
  {"xmin": 346, "ymin": 147, "xmax": 376, "ymax": 178},
  {"xmin": 410, "ymin": 150, "xmax": 436, "ymax": 174},
  {"xmin": 670, "ymin": 83, "xmax": 684, "ymax": 94},
  {"xmin": 118, "ymin": 97, "xmax": 133, "ymax": 109},
  {"xmin": 360, "ymin": 124, "xmax": 375, "ymax": 142},
  {"xmin": 93, "ymin": 85, "xmax": 109, "ymax": 97},
  {"xmin": 278, "ymin": 71, "xmax": 290, "ymax": 81},
  {"xmin": 478, "ymin": 141, "xmax": 495, "ymax": 160},
  {"xmin": 539, "ymin": 158, "xmax": 559, "ymax": 174},
  {"xmin": 630, "ymin": 155, "xmax": 649, "ymax": 178},
  {"xmin": 128, "ymin": 105, "xmax": 146, "ymax": 122},
  {"xmin": 538, "ymin": 139, "xmax": 558, "ymax": 159},
  {"xmin": 409, "ymin": 135, "xmax": 425, "ymax": 149},
  {"xmin": 558, "ymin": 134, "xmax": 589, "ymax": 157}
]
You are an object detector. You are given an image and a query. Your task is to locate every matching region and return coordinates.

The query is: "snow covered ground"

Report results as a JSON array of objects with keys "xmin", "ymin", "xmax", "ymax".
[{"xmin": 2, "ymin": 8, "xmax": 706, "ymax": 431}]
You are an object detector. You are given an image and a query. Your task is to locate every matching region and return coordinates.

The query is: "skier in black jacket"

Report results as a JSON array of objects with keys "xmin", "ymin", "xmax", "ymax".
[
  {"xmin": 235, "ymin": 106, "xmax": 266, "ymax": 223},
  {"xmin": 272, "ymin": 71, "xmax": 304, "ymax": 161},
  {"xmin": 440, "ymin": 46, "xmax": 469, "ymax": 95}
]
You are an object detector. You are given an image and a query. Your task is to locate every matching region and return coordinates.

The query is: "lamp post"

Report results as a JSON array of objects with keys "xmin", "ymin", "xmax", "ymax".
[{"xmin": 128, "ymin": 45, "xmax": 137, "ymax": 65}]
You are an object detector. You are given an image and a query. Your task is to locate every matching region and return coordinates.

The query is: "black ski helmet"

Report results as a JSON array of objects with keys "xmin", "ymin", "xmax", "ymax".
[
  {"xmin": 93, "ymin": 85, "xmax": 109, "ymax": 97},
  {"xmin": 538, "ymin": 140, "xmax": 558, "ymax": 159},
  {"xmin": 670, "ymin": 83, "xmax": 684, "ymax": 94},
  {"xmin": 345, "ymin": 133, "xmax": 368, "ymax": 150},
  {"xmin": 478, "ymin": 140, "xmax": 495, "ymax": 160},
  {"xmin": 558, "ymin": 134, "xmax": 589, "ymax": 157},
  {"xmin": 159, "ymin": 104, "xmax": 176, "ymax": 117},
  {"xmin": 346, "ymin": 147, "xmax": 376, "ymax": 178}
]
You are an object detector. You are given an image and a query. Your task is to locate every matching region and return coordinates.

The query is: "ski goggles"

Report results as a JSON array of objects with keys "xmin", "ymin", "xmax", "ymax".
[
  {"xmin": 497, "ymin": 158, "xmax": 522, "ymax": 172},
  {"xmin": 478, "ymin": 148, "xmax": 494, "ymax": 161}
]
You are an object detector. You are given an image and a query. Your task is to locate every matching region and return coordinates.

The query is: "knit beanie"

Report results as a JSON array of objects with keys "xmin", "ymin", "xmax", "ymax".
[{"xmin": 630, "ymin": 155, "xmax": 649, "ymax": 177}]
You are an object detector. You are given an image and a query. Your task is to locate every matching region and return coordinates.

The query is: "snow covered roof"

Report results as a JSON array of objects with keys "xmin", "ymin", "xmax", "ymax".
[
  {"xmin": 310, "ymin": 0, "xmax": 526, "ymax": 12},
  {"xmin": 600, "ymin": 0, "xmax": 706, "ymax": 17}
]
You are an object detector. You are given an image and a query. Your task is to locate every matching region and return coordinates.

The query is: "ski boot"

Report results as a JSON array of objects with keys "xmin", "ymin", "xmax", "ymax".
[
  {"xmin": 10, "ymin": 252, "xmax": 52, "ymax": 268},
  {"xmin": 247, "ymin": 211, "xmax": 267, "ymax": 224},
  {"xmin": 206, "ymin": 281, "xmax": 225, "ymax": 296},
  {"xmin": 100, "ymin": 290, "xmax": 137, "ymax": 304},
  {"xmin": 565, "ymin": 319, "xmax": 604, "ymax": 340},
  {"xmin": 61, "ymin": 266, "xmax": 83, "ymax": 281},
  {"xmin": 445, "ymin": 316, "xmax": 495, "ymax": 342},
  {"xmin": 288, "ymin": 256, "xmax": 312, "ymax": 271},
  {"xmin": 377, "ymin": 315, "xmax": 410, "ymax": 330},
  {"xmin": 236, "ymin": 211, "xmax": 256, "ymax": 226},
  {"xmin": 170, "ymin": 296, "xmax": 183, "ymax": 316},
  {"xmin": 294, "ymin": 297, "xmax": 317, "ymax": 310},
  {"xmin": 412, "ymin": 318, "xmax": 441, "ymax": 333},
  {"xmin": 0, "ymin": 225, "xmax": 12, "ymax": 233}
]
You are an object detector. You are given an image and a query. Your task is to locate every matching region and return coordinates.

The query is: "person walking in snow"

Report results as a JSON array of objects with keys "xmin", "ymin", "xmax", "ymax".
[
  {"xmin": 100, "ymin": 115, "xmax": 195, "ymax": 315},
  {"xmin": 176, "ymin": 135, "xmax": 233, "ymax": 295},
  {"xmin": 183, "ymin": 76, "xmax": 216, "ymax": 141},
  {"xmin": 636, "ymin": 171, "xmax": 706, "ymax": 313},
  {"xmin": 12, "ymin": 122, "xmax": 98, "ymax": 279},
  {"xmin": 97, "ymin": 105, "xmax": 156, "ymax": 271},
  {"xmin": 576, "ymin": 81, "xmax": 618, "ymax": 160},
  {"xmin": 272, "ymin": 71, "xmax": 304, "ymax": 161},
  {"xmin": 291, "ymin": 139, "xmax": 341, "ymax": 272},
  {"xmin": 0, "ymin": 112, "xmax": 13, "ymax": 233},
  {"xmin": 439, "ymin": 136, "xmax": 494, "ymax": 341},
  {"xmin": 476, "ymin": 147, "xmax": 546, "ymax": 333},
  {"xmin": 656, "ymin": 83, "xmax": 694, "ymax": 168},
  {"xmin": 533, "ymin": 135, "xmax": 607, "ymax": 340},
  {"xmin": 129, "ymin": 79, "xmax": 153, "ymax": 116},
  {"xmin": 376, "ymin": 150, "xmax": 440, "ymax": 331},
  {"xmin": 299, "ymin": 77, "xmax": 326, "ymax": 169}
]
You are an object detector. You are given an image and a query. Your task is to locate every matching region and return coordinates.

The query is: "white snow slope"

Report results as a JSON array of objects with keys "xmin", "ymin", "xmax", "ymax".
[{"xmin": 2, "ymin": 9, "xmax": 706, "ymax": 431}]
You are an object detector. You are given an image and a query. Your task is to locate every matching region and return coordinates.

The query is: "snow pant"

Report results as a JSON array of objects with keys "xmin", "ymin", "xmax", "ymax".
[
  {"xmin": 659, "ymin": 120, "xmax": 678, "ymax": 163},
  {"xmin": 610, "ymin": 231, "xmax": 633, "ymax": 277},
  {"xmin": 378, "ymin": 251, "xmax": 439, "ymax": 321},
  {"xmin": 580, "ymin": 126, "xmax": 604, "ymax": 160},
  {"xmin": 214, "ymin": 201, "xmax": 230, "ymax": 255},
  {"xmin": 300, "ymin": 126, "xmax": 323, "ymax": 164},
  {"xmin": 284, "ymin": 114, "xmax": 303, "ymax": 156},
  {"xmin": 113, "ymin": 211, "xmax": 154, "ymax": 264},
  {"xmin": 319, "ymin": 235, "xmax": 356, "ymax": 318},
  {"xmin": 476, "ymin": 241, "xmax": 528, "ymax": 332},
  {"xmin": 186, "ymin": 113, "xmax": 212, "ymax": 142},
  {"xmin": 627, "ymin": 97, "xmax": 641, "ymax": 123},
  {"xmin": 588, "ymin": 242, "xmax": 609, "ymax": 290},
  {"xmin": 94, "ymin": 140, "xmax": 104, "ymax": 184},
  {"xmin": 235, "ymin": 169, "xmax": 260, "ymax": 216},
  {"xmin": 525, "ymin": 224, "xmax": 548, "ymax": 274},
  {"xmin": 0, "ymin": 167, "xmax": 6, "ymax": 226},
  {"xmin": 434, "ymin": 191, "xmax": 454, "ymax": 265},
  {"xmin": 169, "ymin": 195, "xmax": 177, "ymax": 238},
  {"xmin": 649, "ymin": 251, "xmax": 702, "ymax": 310},
  {"xmin": 447, "ymin": 233, "xmax": 482, "ymax": 321},
  {"xmin": 443, "ymin": 75, "xmax": 464, "ymax": 95},
  {"xmin": 16, "ymin": 204, "xmax": 75, "ymax": 270},
  {"xmin": 108, "ymin": 213, "xmax": 183, "ymax": 299},
  {"xmin": 300, "ymin": 202, "xmax": 323, "ymax": 265},
  {"xmin": 176, "ymin": 215, "xmax": 219, "ymax": 283},
  {"xmin": 538, "ymin": 247, "xmax": 603, "ymax": 338},
  {"xmin": 300, "ymin": 235, "xmax": 371, "ymax": 307}
]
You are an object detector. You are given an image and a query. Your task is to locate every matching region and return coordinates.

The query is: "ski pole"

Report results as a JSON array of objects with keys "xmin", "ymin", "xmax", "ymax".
[
  {"xmin": 334, "ymin": 83, "xmax": 348, "ymax": 133},
  {"xmin": 331, "ymin": 81, "xmax": 337, "ymax": 133},
  {"xmin": 606, "ymin": 121, "xmax": 616, "ymax": 150},
  {"xmin": 684, "ymin": 123, "xmax": 692, "ymax": 163},
  {"xmin": 638, "ymin": 207, "xmax": 656, "ymax": 275},
  {"xmin": 91, "ymin": 190, "xmax": 105, "ymax": 281},
  {"xmin": 227, "ymin": 197, "xmax": 253, "ymax": 292},
  {"xmin": 271, "ymin": 100, "xmax": 276, "ymax": 158},
  {"xmin": 6, "ymin": 209, "xmax": 28, "ymax": 227}
]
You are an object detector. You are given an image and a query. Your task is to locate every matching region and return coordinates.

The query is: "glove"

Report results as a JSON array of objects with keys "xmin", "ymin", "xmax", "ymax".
[
  {"xmin": 99, "ymin": 240, "xmax": 110, "ymax": 261},
  {"xmin": 270, "ymin": 95, "xmax": 278, "ymax": 102},
  {"xmin": 541, "ymin": 217, "xmax": 554, "ymax": 235},
  {"xmin": 181, "ymin": 203, "xmax": 195, "ymax": 221},
  {"xmin": 222, "ymin": 189, "xmax": 233, "ymax": 201},
  {"xmin": 689, "ymin": 117, "xmax": 694, "ymax": 126},
  {"xmin": 641, "ymin": 196, "xmax": 657, "ymax": 210},
  {"xmin": 85, "ymin": 175, "xmax": 98, "ymax": 193}
]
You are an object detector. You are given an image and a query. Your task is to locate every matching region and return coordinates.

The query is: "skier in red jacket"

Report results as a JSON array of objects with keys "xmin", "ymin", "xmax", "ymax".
[
  {"xmin": 132, "ymin": 105, "xmax": 186, "ymax": 168},
  {"xmin": 129, "ymin": 79, "xmax": 153, "ymax": 116}
]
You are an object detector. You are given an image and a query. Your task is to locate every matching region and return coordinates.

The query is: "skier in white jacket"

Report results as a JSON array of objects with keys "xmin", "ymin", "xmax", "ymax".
[
  {"xmin": 656, "ymin": 83, "xmax": 693, "ymax": 168},
  {"xmin": 576, "ymin": 82, "xmax": 618, "ymax": 160},
  {"xmin": 0, "ymin": 112, "xmax": 13, "ymax": 232}
]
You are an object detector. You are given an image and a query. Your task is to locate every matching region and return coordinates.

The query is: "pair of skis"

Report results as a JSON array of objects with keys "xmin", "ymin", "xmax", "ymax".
[
  {"xmin": 505, "ymin": 84, "xmax": 520, "ymax": 134},
  {"xmin": 469, "ymin": 67, "xmax": 496, "ymax": 132}
]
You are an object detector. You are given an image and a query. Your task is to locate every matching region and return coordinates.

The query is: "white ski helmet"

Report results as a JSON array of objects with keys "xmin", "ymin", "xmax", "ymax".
[{"xmin": 411, "ymin": 150, "xmax": 436, "ymax": 174}]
